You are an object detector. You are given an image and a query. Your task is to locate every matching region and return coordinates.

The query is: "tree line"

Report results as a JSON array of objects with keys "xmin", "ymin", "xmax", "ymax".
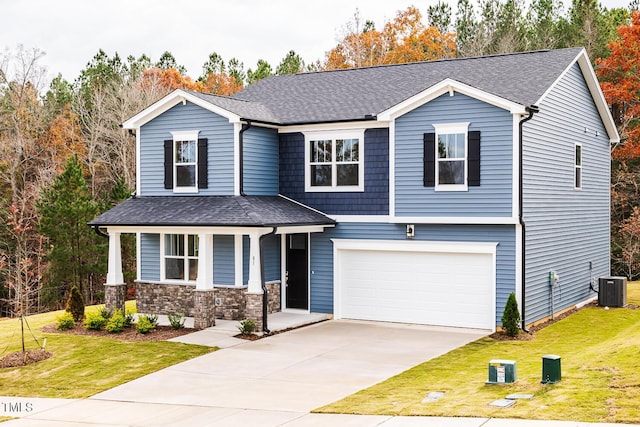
[{"xmin": 1, "ymin": 0, "xmax": 638, "ymax": 318}]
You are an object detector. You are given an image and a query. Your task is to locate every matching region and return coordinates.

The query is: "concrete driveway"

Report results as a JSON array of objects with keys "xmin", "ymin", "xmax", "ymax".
[{"xmin": 6, "ymin": 320, "xmax": 488, "ymax": 426}]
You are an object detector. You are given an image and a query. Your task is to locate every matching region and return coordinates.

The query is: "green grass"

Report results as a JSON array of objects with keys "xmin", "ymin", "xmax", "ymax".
[
  {"xmin": 318, "ymin": 282, "xmax": 640, "ymax": 424},
  {"xmin": 0, "ymin": 302, "xmax": 214, "ymax": 398}
]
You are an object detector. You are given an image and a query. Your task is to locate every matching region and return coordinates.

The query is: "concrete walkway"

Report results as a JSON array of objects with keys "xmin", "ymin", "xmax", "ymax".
[{"xmin": 2, "ymin": 318, "xmax": 639, "ymax": 426}]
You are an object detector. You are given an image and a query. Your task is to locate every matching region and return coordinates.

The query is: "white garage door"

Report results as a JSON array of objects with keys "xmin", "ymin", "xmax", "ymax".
[{"xmin": 335, "ymin": 240, "xmax": 496, "ymax": 330}]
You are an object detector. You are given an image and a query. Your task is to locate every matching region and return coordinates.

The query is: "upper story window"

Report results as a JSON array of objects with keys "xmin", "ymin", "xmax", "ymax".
[
  {"xmin": 305, "ymin": 130, "xmax": 364, "ymax": 192},
  {"xmin": 424, "ymin": 123, "xmax": 480, "ymax": 191},
  {"xmin": 575, "ymin": 143, "xmax": 582, "ymax": 189},
  {"xmin": 164, "ymin": 131, "xmax": 208, "ymax": 192},
  {"xmin": 163, "ymin": 233, "xmax": 198, "ymax": 282}
]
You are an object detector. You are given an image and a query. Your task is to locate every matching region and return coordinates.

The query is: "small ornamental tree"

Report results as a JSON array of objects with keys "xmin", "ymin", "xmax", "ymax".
[
  {"xmin": 501, "ymin": 292, "xmax": 521, "ymax": 337},
  {"xmin": 65, "ymin": 285, "xmax": 85, "ymax": 322}
]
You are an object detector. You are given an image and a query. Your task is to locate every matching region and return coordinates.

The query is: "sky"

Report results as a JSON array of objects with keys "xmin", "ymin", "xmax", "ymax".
[{"xmin": 1, "ymin": 0, "xmax": 633, "ymax": 85}]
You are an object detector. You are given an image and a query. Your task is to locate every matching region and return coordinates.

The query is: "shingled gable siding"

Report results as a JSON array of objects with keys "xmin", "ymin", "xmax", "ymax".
[
  {"xmin": 279, "ymin": 128, "xmax": 389, "ymax": 215},
  {"xmin": 243, "ymin": 126, "xmax": 279, "ymax": 195},
  {"xmin": 522, "ymin": 63, "xmax": 610, "ymax": 323},
  {"xmin": 309, "ymin": 222, "xmax": 515, "ymax": 325},
  {"xmin": 139, "ymin": 101, "xmax": 234, "ymax": 196},
  {"xmin": 395, "ymin": 92, "xmax": 513, "ymax": 217}
]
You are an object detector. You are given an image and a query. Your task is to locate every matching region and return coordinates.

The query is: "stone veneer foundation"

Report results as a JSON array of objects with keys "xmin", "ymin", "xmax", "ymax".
[
  {"xmin": 104, "ymin": 283, "xmax": 126, "ymax": 315},
  {"xmin": 132, "ymin": 281, "xmax": 282, "ymax": 328}
]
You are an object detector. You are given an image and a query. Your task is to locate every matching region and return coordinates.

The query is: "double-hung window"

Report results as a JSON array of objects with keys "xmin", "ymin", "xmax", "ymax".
[
  {"xmin": 575, "ymin": 143, "xmax": 582, "ymax": 189},
  {"xmin": 305, "ymin": 130, "xmax": 364, "ymax": 192},
  {"xmin": 434, "ymin": 123, "xmax": 469, "ymax": 191},
  {"xmin": 164, "ymin": 131, "xmax": 208, "ymax": 192},
  {"xmin": 163, "ymin": 234, "xmax": 199, "ymax": 281}
]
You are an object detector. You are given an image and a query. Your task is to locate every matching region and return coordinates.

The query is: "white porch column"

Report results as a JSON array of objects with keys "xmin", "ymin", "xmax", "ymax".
[
  {"xmin": 247, "ymin": 230, "xmax": 271, "ymax": 294},
  {"xmin": 196, "ymin": 233, "xmax": 214, "ymax": 290},
  {"xmin": 106, "ymin": 231, "xmax": 124, "ymax": 285}
]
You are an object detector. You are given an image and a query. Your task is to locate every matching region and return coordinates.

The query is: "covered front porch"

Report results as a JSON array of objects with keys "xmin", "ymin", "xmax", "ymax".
[{"xmin": 89, "ymin": 195, "xmax": 335, "ymax": 331}]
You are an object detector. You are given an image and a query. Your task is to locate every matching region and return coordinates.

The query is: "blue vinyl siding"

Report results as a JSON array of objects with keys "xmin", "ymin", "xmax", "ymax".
[
  {"xmin": 263, "ymin": 234, "xmax": 281, "ymax": 282},
  {"xmin": 523, "ymin": 63, "xmax": 610, "ymax": 323},
  {"xmin": 139, "ymin": 233, "xmax": 160, "ymax": 281},
  {"xmin": 244, "ymin": 127, "xmax": 279, "ymax": 195},
  {"xmin": 139, "ymin": 102, "xmax": 235, "ymax": 195},
  {"xmin": 395, "ymin": 92, "xmax": 513, "ymax": 217},
  {"xmin": 279, "ymin": 128, "xmax": 389, "ymax": 215},
  {"xmin": 309, "ymin": 223, "xmax": 515, "ymax": 325},
  {"xmin": 213, "ymin": 235, "xmax": 235, "ymax": 285}
]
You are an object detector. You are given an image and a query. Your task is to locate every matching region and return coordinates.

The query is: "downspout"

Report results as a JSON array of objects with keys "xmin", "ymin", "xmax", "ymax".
[
  {"xmin": 239, "ymin": 120, "xmax": 252, "ymax": 197},
  {"xmin": 92, "ymin": 226, "xmax": 109, "ymax": 239},
  {"xmin": 259, "ymin": 227, "xmax": 277, "ymax": 334},
  {"xmin": 518, "ymin": 105, "xmax": 539, "ymax": 333}
]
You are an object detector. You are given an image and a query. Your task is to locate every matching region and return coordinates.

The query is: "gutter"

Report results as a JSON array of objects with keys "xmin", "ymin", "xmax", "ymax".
[
  {"xmin": 239, "ymin": 120, "xmax": 252, "ymax": 197},
  {"xmin": 91, "ymin": 225, "xmax": 109, "ymax": 239},
  {"xmin": 518, "ymin": 105, "xmax": 539, "ymax": 333},
  {"xmin": 259, "ymin": 227, "xmax": 277, "ymax": 333}
]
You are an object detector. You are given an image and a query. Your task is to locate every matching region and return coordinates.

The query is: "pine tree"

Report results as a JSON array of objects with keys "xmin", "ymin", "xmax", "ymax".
[
  {"xmin": 37, "ymin": 155, "xmax": 102, "ymax": 302},
  {"xmin": 65, "ymin": 285, "xmax": 85, "ymax": 322},
  {"xmin": 501, "ymin": 292, "xmax": 521, "ymax": 337}
]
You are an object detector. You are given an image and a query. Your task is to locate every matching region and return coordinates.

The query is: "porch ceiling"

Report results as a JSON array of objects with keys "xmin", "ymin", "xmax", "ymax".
[{"xmin": 89, "ymin": 195, "xmax": 335, "ymax": 228}]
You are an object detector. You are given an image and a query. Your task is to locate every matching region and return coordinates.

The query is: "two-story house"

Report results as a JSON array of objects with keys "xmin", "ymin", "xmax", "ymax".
[{"xmin": 90, "ymin": 47, "xmax": 619, "ymax": 332}]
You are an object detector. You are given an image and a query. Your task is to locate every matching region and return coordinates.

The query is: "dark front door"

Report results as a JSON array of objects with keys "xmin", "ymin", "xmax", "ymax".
[{"xmin": 286, "ymin": 234, "xmax": 308, "ymax": 310}]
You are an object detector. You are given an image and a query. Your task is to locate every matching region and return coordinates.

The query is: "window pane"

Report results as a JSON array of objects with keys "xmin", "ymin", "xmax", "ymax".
[
  {"xmin": 176, "ymin": 165, "xmax": 196, "ymax": 187},
  {"xmin": 188, "ymin": 259, "xmax": 198, "ymax": 281},
  {"xmin": 337, "ymin": 138, "xmax": 359, "ymax": 162},
  {"xmin": 188, "ymin": 235, "xmax": 199, "ymax": 257},
  {"xmin": 575, "ymin": 145, "xmax": 582, "ymax": 166},
  {"xmin": 176, "ymin": 140, "xmax": 196, "ymax": 163},
  {"xmin": 575, "ymin": 168, "xmax": 581, "ymax": 188},
  {"xmin": 311, "ymin": 140, "xmax": 332, "ymax": 163},
  {"xmin": 438, "ymin": 133, "xmax": 465, "ymax": 159},
  {"xmin": 337, "ymin": 164, "xmax": 358, "ymax": 186},
  {"xmin": 439, "ymin": 160, "xmax": 465, "ymax": 184},
  {"xmin": 165, "ymin": 234, "xmax": 184, "ymax": 256},
  {"xmin": 165, "ymin": 258, "xmax": 184, "ymax": 280},
  {"xmin": 311, "ymin": 165, "xmax": 332, "ymax": 186}
]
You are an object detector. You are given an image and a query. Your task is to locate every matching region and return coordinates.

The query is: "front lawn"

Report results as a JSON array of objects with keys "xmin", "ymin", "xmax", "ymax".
[
  {"xmin": 318, "ymin": 282, "xmax": 640, "ymax": 424},
  {"xmin": 0, "ymin": 303, "xmax": 214, "ymax": 398}
]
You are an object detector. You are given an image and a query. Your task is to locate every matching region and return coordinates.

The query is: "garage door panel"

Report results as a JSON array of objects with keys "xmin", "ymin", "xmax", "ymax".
[{"xmin": 337, "ymin": 246, "xmax": 494, "ymax": 329}]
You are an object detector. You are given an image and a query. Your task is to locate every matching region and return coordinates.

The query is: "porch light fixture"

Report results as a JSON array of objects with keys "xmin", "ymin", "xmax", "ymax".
[{"xmin": 406, "ymin": 224, "xmax": 415, "ymax": 239}]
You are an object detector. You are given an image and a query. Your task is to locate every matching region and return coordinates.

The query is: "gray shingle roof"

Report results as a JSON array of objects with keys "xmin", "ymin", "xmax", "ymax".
[
  {"xmin": 89, "ymin": 196, "xmax": 335, "ymax": 227},
  {"xmin": 216, "ymin": 48, "xmax": 582, "ymax": 124}
]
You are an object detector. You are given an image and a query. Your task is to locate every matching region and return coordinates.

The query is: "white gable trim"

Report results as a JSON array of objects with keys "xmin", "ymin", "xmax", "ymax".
[
  {"xmin": 536, "ymin": 48, "xmax": 620, "ymax": 144},
  {"xmin": 122, "ymin": 89, "xmax": 241, "ymax": 129},
  {"xmin": 377, "ymin": 78, "xmax": 527, "ymax": 121}
]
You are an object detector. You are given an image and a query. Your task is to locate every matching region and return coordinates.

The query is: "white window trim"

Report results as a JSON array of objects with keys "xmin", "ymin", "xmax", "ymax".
[
  {"xmin": 160, "ymin": 233, "xmax": 198, "ymax": 283},
  {"xmin": 171, "ymin": 130, "xmax": 200, "ymax": 193},
  {"xmin": 304, "ymin": 129, "xmax": 365, "ymax": 192},
  {"xmin": 433, "ymin": 123, "xmax": 469, "ymax": 192},
  {"xmin": 574, "ymin": 143, "xmax": 582, "ymax": 190}
]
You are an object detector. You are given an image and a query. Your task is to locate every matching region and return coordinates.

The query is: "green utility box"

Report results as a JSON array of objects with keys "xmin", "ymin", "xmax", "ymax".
[
  {"xmin": 487, "ymin": 359, "xmax": 517, "ymax": 384},
  {"xmin": 542, "ymin": 354, "xmax": 561, "ymax": 384}
]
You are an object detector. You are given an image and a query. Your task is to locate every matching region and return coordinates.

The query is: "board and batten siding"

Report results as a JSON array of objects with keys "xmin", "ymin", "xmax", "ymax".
[
  {"xmin": 139, "ymin": 101, "xmax": 235, "ymax": 196},
  {"xmin": 279, "ymin": 129, "xmax": 389, "ymax": 215},
  {"xmin": 243, "ymin": 126, "xmax": 279, "ymax": 195},
  {"xmin": 523, "ymin": 63, "xmax": 610, "ymax": 323},
  {"xmin": 395, "ymin": 92, "xmax": 513, "ymax": 217},
  {"xmin": 310, "ymin": 222, "xmax": 515, "ymax": 326},
  {"xmin": 139, "ymin": 233, "xmax": 160, "ymax": 282}
]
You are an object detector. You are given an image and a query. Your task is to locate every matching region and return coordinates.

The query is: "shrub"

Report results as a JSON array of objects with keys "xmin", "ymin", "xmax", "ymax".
[
  {"xmin": 56, "ymin": 311, "xmax": 75, "ymax": 330},
  {"xmin": 124, "ymin": 309, "xmax": 135, "ymax": 328},
  {"xmin": 501, "ymin": 292, "xmax": 521, "ymax": 337},
  {"xmin": 65, "ymin": 285, "xmax": 85, "ymax": 322},
  {"xmin": 168, "ymin": 312, "xmax": 185, "ymax": 329},
  {"xmin": 84, "ymin": 312, "xmax": 107, "ymax": 330},
  {"xmin": 105, "ymin": 310, "xmax": 126, "ymax": 333},
  {"xmin": 238, "ymin": 318, "xmax": 257, "ymax": 335},
  {"xmin": 146, "ymin": 314, "xmax": 158, "ymax": 327},
  {"xmin": 136, "ymin": 315, "xmax": 156, "ymax": 334},
  {"xmin": 97, "ymin": 305, "xmax": 113, "ymax": 320}
]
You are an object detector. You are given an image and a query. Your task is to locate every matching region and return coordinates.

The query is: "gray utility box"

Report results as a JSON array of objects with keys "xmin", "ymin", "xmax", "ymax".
[{"xmin": 598, "ymin": 276, "xmax": 627, "ymax": 307}]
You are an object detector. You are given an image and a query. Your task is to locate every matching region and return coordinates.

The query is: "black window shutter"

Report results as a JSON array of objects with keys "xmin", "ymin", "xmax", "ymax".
[
  {"xmin": 164, "ymin": 139, "xmax": 173, "ymax": 189},
  {"xmin": 423, "ymin": 133, "xmax": 436, "ymax": 187},
  {"xmin": 468, "ymin": 130, "xmax": 481, "ymax": 186},
  {"xmin": 197, "ymin": 138, "xmax": 208, "ymax": 189}
]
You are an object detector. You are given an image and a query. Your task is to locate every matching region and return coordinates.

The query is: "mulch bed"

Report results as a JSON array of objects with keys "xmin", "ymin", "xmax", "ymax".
[
  {"xmin": 0, "ymin": 349, "xmax": 53, "ymax": 368},
  {"xmin": 40, "ymin": 323, "xmax": 194, "ymax": 342}
]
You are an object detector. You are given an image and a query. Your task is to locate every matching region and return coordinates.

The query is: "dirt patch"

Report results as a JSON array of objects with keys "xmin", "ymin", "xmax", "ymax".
[
  {"xmin": 0, "ymin": 349, "xmax": 53, "ymax": 368},
  {"xmin": 490, "ymin": 303, "xmax": 586, "ymax": 341},
  {"xmin": 41, "ymin": 323, "xmax": 194, "ymax": 342}
]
